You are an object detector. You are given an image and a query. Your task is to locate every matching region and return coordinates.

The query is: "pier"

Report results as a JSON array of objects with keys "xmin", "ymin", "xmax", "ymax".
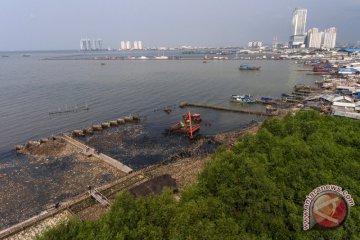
[
  {"xmin": 62, "ymin": 135, "xmax": 133, "ymax": 174},
  {"xmin": 179, "ymin": 102, "xmax": 279, "ymax": 116}
]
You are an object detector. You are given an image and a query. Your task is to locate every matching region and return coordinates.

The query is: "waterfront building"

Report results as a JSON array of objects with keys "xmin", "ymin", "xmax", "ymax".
[
  {"xmin": 120, "ymin": 41, "xmax": 126, "ymax": 50},
  {"xmin": 91, "ymin": 39, "xmax": 103, "ymax": 50},
  {"xmin": 126, "ymin": 41, "xmax": 131, "ymax": 50},
  {"xmin": 272, "ymin": 36, "xmax": 278, "ymax": 49},
  {"xmin": 248, "ymin": 41, "xmax": 262, "ymax": 49},
  {"xmin": 80, "ymin": 38, "xmax": 102, "ymax": 51},
  {"xmin": 80, "ymin": 39, "xmax": 88, "ymax": 51},
  {"xmin": 133, "ymin": 41, "xmax": 139, "ymax": 50},
  {"xmin": 80, "ymin": 38, "xmax": 92, "ymax": 51},
  {"xmin": 97, "ymin": 39, "xmax": 103, "ymax": 50},
  {"xmin": 289, "ymin": 8, "xmax": 307, "ymax": 48},
  {"xmin": 306, "ymin": 28, "xmax": 322, "ymax": 48},
  {"xmin": 322, "ymin": 27, "xmax": 337, "ymax": 49},
  {"xmin": 138, "ymin": 41, "xmax": 143, "ymax": 50}
]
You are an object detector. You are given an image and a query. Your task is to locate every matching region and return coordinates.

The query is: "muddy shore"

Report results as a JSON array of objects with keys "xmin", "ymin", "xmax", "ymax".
[
  {"xmin": 0, "ymin": 120, "xmax": 260, "ymax": 234},
  {"xmin": 74, "ymin": 122, "xmax": 261, "ymax": 221}
]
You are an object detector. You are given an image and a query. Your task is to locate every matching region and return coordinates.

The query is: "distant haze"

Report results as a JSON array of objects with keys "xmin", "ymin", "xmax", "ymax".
[{"xmin": 0, "ymin": 0, "xmax": 359, "ymax": 51}]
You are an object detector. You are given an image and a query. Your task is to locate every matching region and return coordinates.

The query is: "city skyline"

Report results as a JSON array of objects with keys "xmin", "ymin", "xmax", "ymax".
[{"xmin": 0, "ymin": 0, "xmax": 360, "ymax": 51}]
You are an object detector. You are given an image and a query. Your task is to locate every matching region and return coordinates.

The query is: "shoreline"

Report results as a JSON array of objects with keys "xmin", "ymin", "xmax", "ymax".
[{"xmin": 0, "ymin": 121, "xmax": 261, "ymax": 239}]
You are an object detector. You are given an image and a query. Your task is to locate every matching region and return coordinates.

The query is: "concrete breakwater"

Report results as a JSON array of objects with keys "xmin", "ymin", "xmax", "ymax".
[
  {"xmin": 15, "ymin": 114, "xmax": 140, "ymax": 152},
  {"xmin": 15, "ymin": 115, "xmax": 140, "ymax": 173},
  {"xmin": 179, "ymin": 102, "xmax": 279, "ymax": 116}
]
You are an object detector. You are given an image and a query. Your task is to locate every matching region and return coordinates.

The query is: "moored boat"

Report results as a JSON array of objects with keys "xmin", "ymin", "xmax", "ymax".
[
  {"xmin": 231, "ymin": 94, "xmax": 256, "ymax": 103},
  {"xmin": 169, "ymin": 112, "xmax": 200, "ymax": 139},
  {"xmin": 239, "ymin": 64, "xmax": 261, "ymax": 70},
  {"xmin": 304, "ymin": 59, "xmax": 322, "ymax": 66},
  {"xmin": 313, "ymin": 65, "xmax": 337, "ymax": 73}
]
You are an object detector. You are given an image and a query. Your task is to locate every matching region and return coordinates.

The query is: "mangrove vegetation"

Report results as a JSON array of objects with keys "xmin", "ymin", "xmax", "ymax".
[{"xmin": 38, "ymin": 110, "xmax": 360, "ymax": 240}]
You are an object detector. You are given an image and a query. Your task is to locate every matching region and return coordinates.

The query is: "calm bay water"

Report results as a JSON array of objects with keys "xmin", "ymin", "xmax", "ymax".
[
  {"xmin": 0, "ymin": 51, "xmax": 319, "ymax": 161},
  {"xmin": 0, "ymin": 50, "xmax": 323, "ymax": 229}
]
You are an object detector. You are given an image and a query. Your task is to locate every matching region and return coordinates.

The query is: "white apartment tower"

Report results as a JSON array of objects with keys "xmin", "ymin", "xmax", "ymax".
[
  {"xmin": 133, "ymin": 41, "xmax": 139, "ymax": 50},
  {"xmin": 80, "ymin": 39, "xmax": 88, "ymax": 51},
  {"xmin": 248, "ymin": 41, "xmax": 263, "ymax": 48},
  {"xmin": 322, "ymin": 27, "xmax": 337, "ymax": 49},
  {"xmin": 120, "ymin": 40, "xmax": 143, "ymax": 50},
  {"xmin": 126, "ymin": 41, "xmax": 131, "ymax": 50},
  {"xmin": 306, "ymin": 28, "xmax": 321, "ymax": 48},
  {"xmin": 80, "ymin": 38, "xmax": 102, "ymax": 51},
  {"xmin": 290, "ymin": 8, "xmax": 307, "ymax": 48},
  {"xmin": 120, "ymin": 41, "xmax": 126, "ymax": 50},
  {"xmin": 137, "ymin": 41, "xmax": 143, "ymax": 50}
]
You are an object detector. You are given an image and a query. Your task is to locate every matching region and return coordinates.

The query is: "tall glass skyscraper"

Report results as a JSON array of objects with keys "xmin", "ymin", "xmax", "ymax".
[{"xmin": 290, "ymin": 8, "xmax": 307, "ymax": 48}]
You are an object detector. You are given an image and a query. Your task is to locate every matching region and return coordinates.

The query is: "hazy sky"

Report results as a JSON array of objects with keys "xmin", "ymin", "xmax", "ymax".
[{"xmin": 1, "ymin": 0, "xmax": 359, "ymax": 50}]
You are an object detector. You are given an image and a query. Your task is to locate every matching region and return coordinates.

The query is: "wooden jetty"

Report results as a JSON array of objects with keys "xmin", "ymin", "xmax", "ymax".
[{"xmin": 179, "ymin": 102, "xmax": 278, "ymax": 116}]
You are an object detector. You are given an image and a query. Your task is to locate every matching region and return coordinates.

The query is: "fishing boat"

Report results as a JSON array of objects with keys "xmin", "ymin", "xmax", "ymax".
[
  {"xmin": 239, "ymin": 64, "xmax": 261, "ymax": 70},
  {"xmin": 281, "ymin": 93, "xmax": 298, "ymax": 99},
  {"xmin": 183, "ymin": 113, "xmax": 201, "ymax": 123},
  {"xmin": 169, "ymin": 112, "xmax": 201, "ymax": 139},
  {"xmin": 313, "ymin": 65, "xmax": 336, "ymax": 73},
  {"xmin": 260, "ymin": 97, "xmax": 273, "ymax": 101},
  {"xmin": 231, "ymin": 94, "xmax": 256, "ymax": 103},
  {"xmin": 304, "ymin": 59, "xmax": 322, "ymax": 66},
  {"xmin": 337, "ymin": 68, "xmax": 359, "ymax": 75}
]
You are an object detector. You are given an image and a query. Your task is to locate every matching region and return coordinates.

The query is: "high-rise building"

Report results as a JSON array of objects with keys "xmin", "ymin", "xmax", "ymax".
[
  {"xmin": 119, "ymin": 40, "xmax": 143, "ymax": 50},
  {"xmin": 306, "ymin": 28, "xmax": 322, "ymax": 48},
  {"xmin": 133, "ymin": 41, "xmax": 139, "ymax": 50},
  {"xmin": 80, "ymin": 39, "xmax": 88, "ymax": 51},
  {"xmin": 272, "ymin": 36, "xmax": 278, "ymax": 49},
  {"xmin": 248, "ymin": 41, "xmax": 262, "ymax": 49},
  {"xmin": 126, "ymin": 41, "xmax": 131, "ymax": 50},
  {"xmin": 120, "ymin": 41, "xmax": 126, "ymax": 50},
  {"xmin": 80, "ymin": 38, "xmax": 102, "ymax": 51},
  {"xmin": 322, "ymin": 27, "xmax": 337, "ymax": 49},
  {"xmin": 96, "ymin": 39, "xmax": 103, "ymax": 50},
  {"xmin": 290, "ymin": 8, "xmax": 307, "ymax": 48},
  {"xmin": 137, "ymin": 41, "xmax": 143, "ymax": 50},
  {"xmin": 87, "ymin": 39, "xmax": 92, "ymax": 50}
]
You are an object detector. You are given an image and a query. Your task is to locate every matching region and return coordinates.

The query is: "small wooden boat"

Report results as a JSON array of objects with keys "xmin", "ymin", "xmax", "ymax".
[{"xmin": 239, "ymin": 64, "xmax": 261, "ymax": 70}]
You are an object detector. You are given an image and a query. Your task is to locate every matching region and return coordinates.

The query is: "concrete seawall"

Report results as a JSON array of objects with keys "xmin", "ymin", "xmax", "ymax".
[
  {"xmin": 62, "ymin": 135, "xmax": 133, "ymax": 174},
  {"xmin": 180, "ymin": 102, "xmax": 278, "ymax": 116}
]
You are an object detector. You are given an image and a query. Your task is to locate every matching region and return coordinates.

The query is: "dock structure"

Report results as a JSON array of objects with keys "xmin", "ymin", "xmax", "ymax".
[
  {"xmin": 179, "ymin": 102, "xmax": 278, "ymax": 116},
  {"xmin": 89, "ymin": 189, "xmax": 110, "ymax": 206},
  {"xmin": 62, "ymin": 135, "xmax": 133, "ymax": 174}
]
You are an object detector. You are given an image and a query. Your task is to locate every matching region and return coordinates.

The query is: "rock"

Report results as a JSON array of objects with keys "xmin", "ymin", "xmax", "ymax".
[{"xmin": 92, "ymin": 125, "xmax": 102, "ymax": 131}]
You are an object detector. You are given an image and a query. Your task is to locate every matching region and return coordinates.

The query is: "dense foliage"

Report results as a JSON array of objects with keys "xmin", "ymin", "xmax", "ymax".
[{"xmin": 38, "ymin": 111, "xmax": 360, "ymax": 240}]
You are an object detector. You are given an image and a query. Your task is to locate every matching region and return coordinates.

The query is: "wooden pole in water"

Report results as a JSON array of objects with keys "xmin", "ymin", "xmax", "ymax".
[{"xmin": 188, "ymin": 111, "xmax": 193, "ymax": 139}]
